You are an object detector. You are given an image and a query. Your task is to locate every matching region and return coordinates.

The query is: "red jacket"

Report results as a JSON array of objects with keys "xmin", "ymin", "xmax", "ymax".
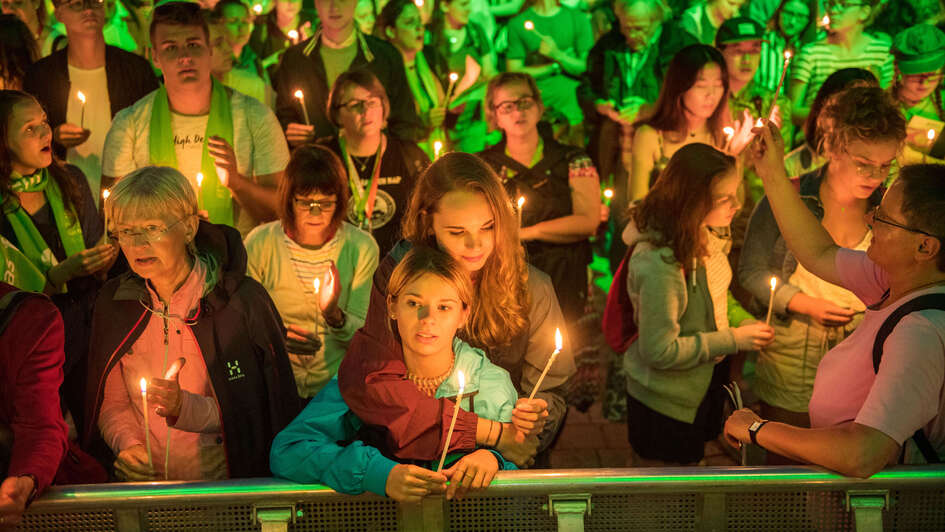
[{"xmin": 0, "ymin": 283, "xmax": 68, "ymax": 495}]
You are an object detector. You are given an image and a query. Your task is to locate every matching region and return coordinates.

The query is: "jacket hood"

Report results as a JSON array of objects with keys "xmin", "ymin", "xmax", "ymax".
[
  {"xmin": 621, "ymin": 217, "xmax": 662, "ymax": 248},
  {"xmin": 194, "ymin": 219, "xmax": 247, "ymax": 278}
]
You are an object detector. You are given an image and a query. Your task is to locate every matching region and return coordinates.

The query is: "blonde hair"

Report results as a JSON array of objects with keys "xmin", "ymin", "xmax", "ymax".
[
  {"xmin": 107, "ymin": 166, "xmax": 198, "ymax": 232},
  {"xmin": 387, "ymin": 246, "xmax": 474, "ymax": 335},
  {"xmin": 401, "ymin": 152, "xmax": 529, "ymax": 350}
]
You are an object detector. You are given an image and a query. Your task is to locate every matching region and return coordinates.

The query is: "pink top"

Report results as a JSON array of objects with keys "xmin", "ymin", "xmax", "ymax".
[
  {"xmin": 808, "ymin": 249, "xmax": 945, "ymax": 463},
  {"xmin": 97, "ymin": 260, "xmax": 228, "ymax": 479}
]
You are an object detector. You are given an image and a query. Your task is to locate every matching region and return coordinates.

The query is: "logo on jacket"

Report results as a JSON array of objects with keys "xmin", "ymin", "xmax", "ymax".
[{"xmin": 226, "ymin": 360, "xmax": 245, "ymax": 382}]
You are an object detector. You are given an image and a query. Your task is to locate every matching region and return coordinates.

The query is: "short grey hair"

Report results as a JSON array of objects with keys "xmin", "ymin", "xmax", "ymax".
[
  {"xmin": 613, "ymin": 0, "xmax": 671, "ymax": 23},
  {"xmin": 107, "ymin": 166, "xmax": 198, "ymax": 230}
]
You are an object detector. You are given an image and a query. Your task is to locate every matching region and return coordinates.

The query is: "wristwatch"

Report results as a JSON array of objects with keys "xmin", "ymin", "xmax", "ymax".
[{"xmin": 748, "ymin": 420, "xmax": 770, "ymax": 445}]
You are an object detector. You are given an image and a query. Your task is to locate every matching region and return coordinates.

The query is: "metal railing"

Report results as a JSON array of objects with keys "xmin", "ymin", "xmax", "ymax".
[{"xmin": 19, "ymin": 465, "xmax": 945, "ymax": 531}]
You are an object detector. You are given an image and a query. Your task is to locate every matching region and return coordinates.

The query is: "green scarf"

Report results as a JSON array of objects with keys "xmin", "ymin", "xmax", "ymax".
[
  {"xmin": 149, "ymin": 80, "xmax": 235, "ymax": 226},
  {"xmin": 5, "ymin": 168, "xmax": 86, "ymax": 273},
  {"xmin": 405, "ymin": 53, "xmax": 447, "ymax": 158},
  {"xmin": 0, "ymin": 235, "xmax": 47, "ymax": 291}
]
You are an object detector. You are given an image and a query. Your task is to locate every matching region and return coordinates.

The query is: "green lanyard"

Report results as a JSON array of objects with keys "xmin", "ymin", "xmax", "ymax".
[{"xmin": 339, "ymin": 134, "xmax": 386, "ymax": 231}]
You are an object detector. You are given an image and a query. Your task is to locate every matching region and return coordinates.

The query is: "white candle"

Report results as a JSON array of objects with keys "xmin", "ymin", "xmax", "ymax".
[
  {"xmin": 313, "ymin": 277, "xmax": 321, "ymax": 340},
  {"xmin": 433, "ymin": 140, "xmax": 443, "ymax": 160},
  {"xmin": 528, "ymin": 328, "xmax": 562, "ymax": 401},
  {"xmin": 445, "ymin": 72, "xmax": 459, "ymax": 104},
  {"xmin": 437, "ymin": 370, "xmax": 465, "ymax": 472},
  {"xmin": 765, "ymin": 277, "xmax": 778, "ymax": 325},
  {"xmin": 294, "ymin": 90, "xmax": 311, "ymax": 126},
  {"xmin": 77, "ymin": 91, "xmax": 86, "ymax": 129},
  {"xmin": 516, "ymin": 196, "xmax": 525, "ymax": 228},
  {"xmin": 139, "ymin": 378, "xmax": 153, "ymax": 470},
  {"xmin": 287, "ymin": 29, "xmax": 299, "ymax": 44},
  {"xmin": 101, "ymin": 189, "xmax": 110, "ymax": 236},
  {"xmin": 767, "ymin": 50, "xmax": 792, "ymax": 119}
]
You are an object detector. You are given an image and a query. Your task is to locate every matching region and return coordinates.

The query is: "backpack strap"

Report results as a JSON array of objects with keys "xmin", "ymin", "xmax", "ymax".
[
  {"xmin": 0, "ymin": 290, "xmax": 43, "ymax": 336},
  {"xmin": 871, "ymin": 292, "xmax": 945, "ymax": 464}
]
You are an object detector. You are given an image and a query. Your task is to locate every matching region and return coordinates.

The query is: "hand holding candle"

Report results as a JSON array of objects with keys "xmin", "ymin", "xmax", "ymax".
[
  {"xmin": 528, "ymin": 328, "xmax": 562, "ymax": 401},
  {"xmin": 139, "ymin": 378, "xmax": 153, "ymax": 470},
  {"xmin": 294, "ymin": 89, "xmax": 311, "ymax": 125},
  {"xmin": 765, "ymin": 277, "xmax": 778, "ymax": 325},
  {"xmin": 437, "ymin": 370, "xmax": 465, "ymax": 472}
]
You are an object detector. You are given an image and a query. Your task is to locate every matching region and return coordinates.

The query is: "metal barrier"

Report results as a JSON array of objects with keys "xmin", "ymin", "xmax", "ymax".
[{"xmin": 19, "ymin": 465, "xmax": 945, "ymax": 531}]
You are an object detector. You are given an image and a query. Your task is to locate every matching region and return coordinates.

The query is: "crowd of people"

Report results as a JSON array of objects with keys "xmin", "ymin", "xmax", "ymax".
[{"xmin": 1, "ymin": 0, "xmax": 944, "ymax": 525}]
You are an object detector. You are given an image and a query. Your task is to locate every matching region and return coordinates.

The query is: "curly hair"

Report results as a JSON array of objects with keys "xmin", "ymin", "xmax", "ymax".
[
  {"xmin": 401, "ymin": 152, "xmax": 529, "ymax": 350},
  {"xmin": 816, "ymin": 86, "xmax": 906, "ymax": 157}
]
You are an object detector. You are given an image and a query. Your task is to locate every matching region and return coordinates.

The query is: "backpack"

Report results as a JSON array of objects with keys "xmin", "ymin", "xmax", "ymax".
[
  {"xmin": 602, "ymin": 244, "xmax": 639, "ymax": 353},
  {"xmin": 871, "ymin": 292, "xmax": 945, "ymax": 464}
]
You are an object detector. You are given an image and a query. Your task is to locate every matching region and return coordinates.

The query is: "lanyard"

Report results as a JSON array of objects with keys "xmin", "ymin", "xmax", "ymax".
[{"xmin": 339, "ymin": 133, "xmax": 386, "ymax": 231}]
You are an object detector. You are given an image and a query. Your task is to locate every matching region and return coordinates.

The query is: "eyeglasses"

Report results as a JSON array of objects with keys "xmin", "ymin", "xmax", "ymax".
[
  {"xmin": 293, "ymin": 198, "xmax": 337, "ymax": 215},
  {"xmin": 58, "ymin": 0, "xmax": 104, "ymax": 11},
  {"xmin": 493, "ymin": 96, "xmax": 537, "ymax": 115},
  {"xmin": 112, "ymin": 217, "xmax": 187, "ymax": 246},
  {"xmin": 868, "ymin": 207, "xmax": 941, "ymax": 239},
  {"xmin": 846, "ymin": 152, "xmax": 898, "ymax": 179},
  {"xmin": 825, "ymin": 0, "xmax": 864, "ymax": 12},
  {"xmin": 337, "ymin": 97, "xmax": 382, "ymax": 115}
]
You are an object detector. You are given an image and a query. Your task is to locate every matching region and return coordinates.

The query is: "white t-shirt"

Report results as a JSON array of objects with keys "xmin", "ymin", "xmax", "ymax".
[
  {"xmin": 169, "ymin": 112, "xmax": 209, "ymax": 188},
  {"xmin": 102, "ymin": 86, "xmax": 290, "ymax": 233},
  {"xmin": 66, "ymin": 64, "xmax": 111, "ymax": 205},
  {"xmin": 808, "ymin": 249, "xmax": 945, "ymax": 463}
]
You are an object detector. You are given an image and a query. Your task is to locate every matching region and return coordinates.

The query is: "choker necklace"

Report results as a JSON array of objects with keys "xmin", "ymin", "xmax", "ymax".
[
  {"xmin": 406, "ymin": 353, "xmax": 455, "ymax": 397},
  {"xmin": 350, "ymin": 154, "xmax": 373, "ymax": 173}
]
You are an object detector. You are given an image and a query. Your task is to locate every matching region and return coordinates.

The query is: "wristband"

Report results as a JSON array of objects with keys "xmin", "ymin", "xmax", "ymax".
[{"xmin": 748, "ymin": 420, "xmax": 769, "ymax": 446}]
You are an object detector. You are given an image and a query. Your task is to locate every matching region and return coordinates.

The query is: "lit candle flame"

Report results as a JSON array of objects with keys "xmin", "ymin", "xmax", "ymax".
[
  {"xmin": 517, "ymin": 196, "xmax": 525, "ymax": 209},
  {"xmin": 288, "ymin": 29, "xmax": 298, "ymax": 42},
  {"xmin": 723, "ymin": 126, "xmax": 734, "ymax": 140},
  {"xmin": 603, "ymin": 188, "xmax": 614, "ymax": 199},
  {"xmin": 928, "ymin": 129, "xmax": 936, "ymax": 141},
  {"xmin": 313, "ymin": 277, "xmax": 320, "ymax": 294},
  {"xmin": 77, "ymin": 90, "xmax": 86, "ymax": 104},
  {"xmin": 414, "ymin": 0, "xmax": 423, "ymax": 6},
  {"xmin": 770, "ymin": 277, "xmax": 778, "ymax": 291},
  {"xmin": 554, "ymin": 327, "xmax": 562, "ymax": 352},
  {"xmin": 524, "ymin": 20, "xmax": 534, "ymax": 30},
  {"xmin": 102, "ymin": 189, "xmax": 110, "ymax": 201},
  {"xmin": 783, "ymin": 50, "xmax": 792, "ymax": 61},
  {"xmin": 293, "ymin": 89, "xmax": 304, "ymax": 100},
  {"xmin": 252, "ymin": 3, "xmax": 262, "ymax": 14},
  {"xmin": 449, "ymin": 72, "xmax": 458, "ymax": 82},
  {"xmin": 821, "ymin": 14, "xmax": 829, "ymax": 26},
  {"xmin": 433, "ymin": 140, "xmax": 443, "ymax": 158},
  {"xmin": 139, "ymin": 377, "xmax": 147, "ymax": 394},
  {"xmin": 755, "ymin": 118, "xmax": 765, "ymax": 128},
  {"xmin": 457, "ymin": 370, "xmax": 465, "ymax": 392},
  {"xmin": 196, "ymin": 172, "xmax": 204, "ymax": 187}
]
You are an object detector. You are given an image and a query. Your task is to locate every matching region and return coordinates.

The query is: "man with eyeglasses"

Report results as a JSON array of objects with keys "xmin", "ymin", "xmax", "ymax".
[
  {"xmin": 788, "ymin": 0, "xmax": 893, "ymax": 127},
  {"xmin": 271, "ymin": 0, "xmax": 420, "ymax": 145},
  {"xmin": 23, "ymin": 0, "xmax": 157, "ymax": 206},
  {"xmin": 102, "ymin": 0, "xmax": 290, "ymax": 235}
]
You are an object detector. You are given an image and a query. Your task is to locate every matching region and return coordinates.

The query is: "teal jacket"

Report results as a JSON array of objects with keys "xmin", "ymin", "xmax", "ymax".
[{"xmin": 270, "ymin": 338, "xmax": 518, "ymax": 496}]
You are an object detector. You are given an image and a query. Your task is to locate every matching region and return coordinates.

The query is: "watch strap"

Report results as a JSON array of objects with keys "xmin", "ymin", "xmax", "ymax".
[{"xmin": 749, "ymin": 420, "xmax": 769, "ymax": 446}]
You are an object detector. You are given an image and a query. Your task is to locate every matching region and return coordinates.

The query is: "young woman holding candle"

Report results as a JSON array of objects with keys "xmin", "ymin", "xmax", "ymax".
[
  {"xmin": 890, "ymin": 24, "xmax": 945, "ymax": 165},
  {"xmin": 757, "ymin": 0, "xmax": 818, "ymax": 97},
  {"xmin": 737, "ymin": 86, "xmax": 905, "ymax": 457},
  {"xmin": 337, "ymin": 152, "xmax": 573, "ymax": 469},
  {"xmin": 272, "ymin": 246, "xmax": 518, "ymax": 502},
  {"xmin": 320, "ymin": 69, "xmax": 429, "ymax": 257},
  {"xmin": 86, "ymin": 166, "xmax": 301, "ymax": 481},
  {"xmin": 245, "ymin": 145, "xmax": 379, "ymax": 399},
  {"xmin": 621, "ymin": 142, "xmax": 774, "ymax": 466},
  {"xmin": 477, "ymin": 72, "xmax": 601, "ymax": 324},
  {"xmin": 629, "ymin": 44, "xmax": 749, "ymax": 203}
]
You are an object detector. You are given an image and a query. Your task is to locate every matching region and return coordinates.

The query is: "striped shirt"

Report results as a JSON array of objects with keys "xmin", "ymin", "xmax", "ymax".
[
  {"xmin": 284, "ymin": 230, "xmax": 340, "ymax": 299},
  {"xmin": 791, "ymin": 35, "xmax": 894, "ymax": 106}
]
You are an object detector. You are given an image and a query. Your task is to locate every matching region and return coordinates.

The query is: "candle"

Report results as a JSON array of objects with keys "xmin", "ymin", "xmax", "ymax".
[
  {"xmin": 293, "ymin": 90, "xmax": 311, "ymax": 126},
  {"xmin": 313, "ymin": 277, "xmax": 321, "ymax": 340},
  {"xmin": 433, "ymin": 140, "xmax": 443, "ymax": 159},
  {"xmin": 252, "ymin": 3, "xmax": 262, "ymax": 14},
  {"xmin": 925, "ymin": 129, "xmax": 936, "ymax": 163},
  {"xmin": 767, "ymin": 50, "xmax": 792, "ymax": 119},
  {"xmin": 102, "ymin": 189, "xmax": 110, "ymax": 237},
  {"xmin": 287, "ymin": 29, "xmax": 299, "ymax": 44},
  {"xmin": 602, "ymin": 188, "xmax": 614, "ymax": 207},
  {"xmin": 765, "ymin": 277, "xmax": 778, "ymax": 325},
  {"xmin": 437, "ymin": 370, "xmax": 464, "ymax": 472},
  {"xmin": 196, "ymin": 172, "xmax": 204, "ymax": 189},
  {"xmin": 528, "ymin": 328, "xmax": 562, "ymax": 401},
  {"xmin": 77, "ymin": 91, "xmax": 86, "ymax": 129},
  {"xmin": 445, "ymin": 72, "xmax": 459, "ymax": 104},
  {"xmin": 723, "ymin": 126, "xmax": 735, "ymax": 143},
  {"xmin": 524, "ymin": 20, "xmax": 534, "ymax": 30},
  {"xmin": 139, "ymin": 378, "xmax": 153, "ymax": 471},
  {"xmin": 516, "ymin": 195, "xmax": 525, "ymax": 228},
  {"xmin": 821, "ymin": 14, "xmax": 830, "ymax": 27}
]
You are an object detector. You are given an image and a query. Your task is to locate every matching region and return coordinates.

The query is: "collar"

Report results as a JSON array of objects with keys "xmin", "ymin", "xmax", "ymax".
[{"xmin": 304, "ymin": 25, "xmax": 374, "ymax": 62}]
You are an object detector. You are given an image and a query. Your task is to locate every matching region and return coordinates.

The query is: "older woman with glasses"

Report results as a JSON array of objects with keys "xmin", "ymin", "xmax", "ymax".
[
  {"xmin": 84, "ymin": 166, "xmax": 301, "ymax": 481},
  {"xmin": 726, "ymin": 121, "xmax": 945, "ymax": 476},
  {"xmin": 245, "ymin": 145, "xmax": 379, "ymax": 399},
  {"xmin": 320, "ymin": 69, "xmax": 428, "ymax": 258},
  {"xmin": 736, "ymin": 86, "xmax": 906, "ymax": 462},
  {"xmin": 477, "ymin": 72, "xmax": 600, "ymax": 324}
]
